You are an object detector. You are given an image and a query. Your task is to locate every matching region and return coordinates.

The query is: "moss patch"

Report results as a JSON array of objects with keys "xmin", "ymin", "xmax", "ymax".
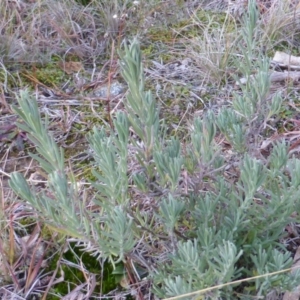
[{"xmin": 47, "ymin": 243, "xmax": 119, "ymax": 299}]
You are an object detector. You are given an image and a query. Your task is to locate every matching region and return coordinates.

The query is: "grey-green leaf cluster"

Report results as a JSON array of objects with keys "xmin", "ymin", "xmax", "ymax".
[{"xmin": 8, "ymin": 8, "xmax": 300, "ymax": 299}]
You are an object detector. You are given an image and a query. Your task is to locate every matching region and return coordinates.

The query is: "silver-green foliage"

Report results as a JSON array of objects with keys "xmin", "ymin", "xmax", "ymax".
[
  {"xmin": 154, "ymin": 149, "xmax": 300, "ymax": 297},
  {"xmin": 153, "ymin": 0, "xmax": 300, "ymax": 298},
  {"xmin": 8, "ymin": 5, "xmax": 300, "ymax": 297},
  {"xmin": 10, "ymin": 91, "xmax": 136, "ymax": 266},
  {"xmin": 218, "ymin": 0, "xmax": 283, "ymax": 154},
  {"xmin": 87, "ymin": 112, "xmax": 129, "ymax": 205}
]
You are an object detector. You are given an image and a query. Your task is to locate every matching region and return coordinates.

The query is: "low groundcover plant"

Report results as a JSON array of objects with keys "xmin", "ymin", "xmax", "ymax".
[{"xmin": 7, "ymin": 2, "xmax": 300, "ymax": 299}]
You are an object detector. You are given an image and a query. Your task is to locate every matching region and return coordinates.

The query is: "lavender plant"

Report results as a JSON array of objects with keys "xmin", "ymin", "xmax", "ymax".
[
  {"xmin": 8, "ymin": 3, "xmax": 300, "ymax": 296},
  {"xmin": 9, "ymin": 91, "xmax": 136, "ymax": 266},
  {"xmin": 217, "ymin": 0, "xmax": 283, "ymax": 154}
]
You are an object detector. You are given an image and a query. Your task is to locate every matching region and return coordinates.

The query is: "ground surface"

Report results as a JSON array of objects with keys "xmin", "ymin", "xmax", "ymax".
[{"xmin": 1, "ymin": 0, "xmax": 300, "ymax": 299}]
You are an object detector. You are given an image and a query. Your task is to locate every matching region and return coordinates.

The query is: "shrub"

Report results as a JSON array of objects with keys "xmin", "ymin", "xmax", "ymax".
[{"xmin": 9, "ymin": 1, "xmax": 300, "ymax": 298}]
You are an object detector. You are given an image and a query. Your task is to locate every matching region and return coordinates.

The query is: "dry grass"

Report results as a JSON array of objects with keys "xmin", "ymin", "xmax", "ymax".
[
  {"xmin": 1, "ymin": 0, "xmax": 300, "ymax": 299},
  {"xmin": 0, "ymin": 0, "xmax": 110, "ymax": 62}
]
